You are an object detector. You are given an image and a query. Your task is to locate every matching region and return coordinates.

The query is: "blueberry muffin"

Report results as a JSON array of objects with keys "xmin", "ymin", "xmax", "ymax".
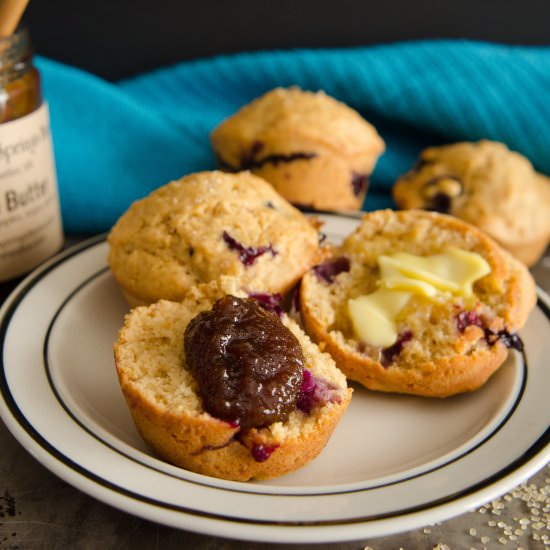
[
  {"xmin": 392, "ymin": 140, "xmax": 550, "ymax": 266},
  {"xmin": 211, "ymin": 87, "xmax": 385, "ymax": 212},
  {"xmin": 114, "ymin": 279, "xmax": 352, "ymax": 481},
  {"xmin": 107, "ymin": 170, "xmax": 325, "ymax": 306},
  {"xmin": 299, "ymin": 209, "xmax": 536, "ymax": 397}
]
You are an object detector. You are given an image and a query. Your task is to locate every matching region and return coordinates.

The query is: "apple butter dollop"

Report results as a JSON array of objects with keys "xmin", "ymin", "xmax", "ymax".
[{"xmin": 184, "ymin": 295, "xmax": 305, "ymax": 430}]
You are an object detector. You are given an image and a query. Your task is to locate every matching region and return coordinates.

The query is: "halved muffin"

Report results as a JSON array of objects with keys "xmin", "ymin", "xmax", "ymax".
[
  {"xmin": 114, "ymin": 279, "xmax": 352, "ymax": 481},
  {"xmin": 300, "ymin": 209, "xmax": 536, "ymax": 397}
]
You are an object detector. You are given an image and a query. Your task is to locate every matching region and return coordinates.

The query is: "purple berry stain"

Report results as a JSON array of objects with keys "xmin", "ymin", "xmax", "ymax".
[
  {"xmin": 351, "ymin": 172, "xmax": 369, "ymax": 197},
  {"xmin": 240, "ymin": 150, "xmax": 317, "ymax": 171},
  {"xmin": 223, "ymin": 231, "xmax": 277, "ymax": 266},
  {"xmin": 486, "ymin": 330, "xmax": 524, "ymax": 351},
  {"xmin": 381, "ymin": 330, "xmax": 413, "ymax": 367},
  {"xmin": 313, "ymin": 257, "xmax": 350, "ymax": 284},
  {"xmin": 456, "ymin": 310, "xmax": 524, "ymax": 351},
  {"xmin": 290, "ymin": 283, "xmax": 301, "ymax": 313},
  {"xmin": 249, "ymin": 292, "xmax": 283, "ymax": 317},
  {"xmin": 429, "ymin": 192, "xmax": 452, "ymax": 214},
  {"xmin": 252, "ymin": 443, "xmax": 280, "ymax": 462},
  {"xmin": 456, "ymin": 310, "xmax": 484, "ymax": 333},
  {"xmin": 240, "ymin": 140, "xmax": 265, "ymax": 168},
  {"xmin": 296, "ymin": 369, "xmax": 339, "ymax": 413}
]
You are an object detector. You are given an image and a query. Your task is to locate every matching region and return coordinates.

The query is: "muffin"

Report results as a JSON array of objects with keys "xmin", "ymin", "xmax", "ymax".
[
  {"xmin": 107, "ymin": 170, "xmax": 325, "ymax": 307},
  {"xmin": 299, "ymin": 209, "xmax": 536, "ymax": 397},
  {"xmin": 114, "ymin": 279, "xmax": 352, "ymax": 481},
  {"xmin": 211, "ymin": 87, "xmax": 385, "ymax": 212},
  {"xmin": 392, "ymin": 140, "xmax": 550, "ymax": 266}
]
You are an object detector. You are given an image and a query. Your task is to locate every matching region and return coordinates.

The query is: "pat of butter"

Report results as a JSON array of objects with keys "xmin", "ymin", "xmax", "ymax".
[
  {"xmin": 379, "ymin": 247, "xmax": 490, "ymax": 297},
  {"xmin": 379, "ymin": 276, "xmax": 439, "ymax": 297},
  {"xmin": 378, "ymin": 256, "xmax": 439, "ymax": 297},
  {"xmin": 347, "ymin": 248, "xmax": 490, "ymax": 347},
  {"xmin": 348, "ymin": 289, "xmax": 411, "ymax": 348}
]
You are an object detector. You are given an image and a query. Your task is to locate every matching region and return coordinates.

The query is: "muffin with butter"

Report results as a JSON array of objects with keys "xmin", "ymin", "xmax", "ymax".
[{"xmin": 299, "ymin": 209, "xmax": 536, "ymax": 397}]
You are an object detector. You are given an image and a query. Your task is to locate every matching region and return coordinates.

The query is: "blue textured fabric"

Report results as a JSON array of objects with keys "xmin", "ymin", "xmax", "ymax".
[{"xmin": 36, "ymin": 40, "xmax": 550, "ymax": 234}]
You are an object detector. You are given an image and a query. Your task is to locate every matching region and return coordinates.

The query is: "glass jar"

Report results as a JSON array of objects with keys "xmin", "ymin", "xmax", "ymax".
[{"xmin": 0, "ymin": 26, "xmax": 63, "ymax": 282}]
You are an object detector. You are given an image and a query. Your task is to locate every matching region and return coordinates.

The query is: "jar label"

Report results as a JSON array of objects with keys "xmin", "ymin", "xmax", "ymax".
[{"xmin": 0, "ymin": 103, "xmax": 63, "ymax": 281}]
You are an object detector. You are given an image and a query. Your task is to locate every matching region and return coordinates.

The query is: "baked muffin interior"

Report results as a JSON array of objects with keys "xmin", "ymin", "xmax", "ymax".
[{"xmin": 300, "ymin": 210, "xmax": 536, "ymax": 396}]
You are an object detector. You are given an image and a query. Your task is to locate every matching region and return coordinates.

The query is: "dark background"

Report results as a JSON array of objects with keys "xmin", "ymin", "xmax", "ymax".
[{"xmin": 23, "ymin": 0, "xmax": 550, "ymax": 81}]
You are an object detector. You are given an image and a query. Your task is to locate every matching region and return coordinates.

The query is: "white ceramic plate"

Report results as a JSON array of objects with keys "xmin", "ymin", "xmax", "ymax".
[{"xmin": 1, "ymin": 214, "xmax": 549, "ymax": 544}]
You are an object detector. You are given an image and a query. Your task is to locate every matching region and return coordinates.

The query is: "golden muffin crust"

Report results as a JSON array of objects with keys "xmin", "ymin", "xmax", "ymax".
[
  {"xmin": 300, "ymin": 209, "xmax": 536, "ymax": 397},
  {"xmin": 392, "ymin": 140, "xmax": 550, "ymax": 266},
  {"xmin": 114, "ymin": 279, "xmax": 352, "ymax": 481},
  {"xmin": 211, "ymin": 87, "xmax": 385, "ymax": 211},
  {"xmin": 107, "ymin": 170, "xmax": 324, "ymax": 306}
]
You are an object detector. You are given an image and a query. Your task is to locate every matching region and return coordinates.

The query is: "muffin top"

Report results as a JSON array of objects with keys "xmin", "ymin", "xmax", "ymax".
[
  {"xmin": 211, "ymin": 87, "xmax": 385, "ymax": 168},
  {"xmin": 107, "ymin": 170, "xmax": 324, "ymax": 305},
  {"xmin": 392, "ymin": 140, "xmax": 550, "ymax": 261}
]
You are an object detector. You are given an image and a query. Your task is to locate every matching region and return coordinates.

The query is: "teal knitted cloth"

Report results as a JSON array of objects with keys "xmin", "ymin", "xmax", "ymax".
[{"xmin": 37, "ymin": 40, "xmax": 550, "ymax": 233}]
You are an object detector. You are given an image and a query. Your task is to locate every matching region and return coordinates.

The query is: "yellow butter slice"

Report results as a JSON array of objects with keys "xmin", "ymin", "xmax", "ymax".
[
  {"xmin": 347, "ymin": 247, "xmax": 491, "ymax": 347},
  {"xmin": 348, "ymin": 289, "xmax": 411, "ymax": 347},
  {"xmin": 379, "ymin": 275, "xmax": 439, "ymax": 297},
  {"xmin": 378, "ymin": 255, "xmax": 439, "ymax": 297},
  {"xmin": 379, "ymin": 247, "xmax": 490, "ymax": 297}
]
